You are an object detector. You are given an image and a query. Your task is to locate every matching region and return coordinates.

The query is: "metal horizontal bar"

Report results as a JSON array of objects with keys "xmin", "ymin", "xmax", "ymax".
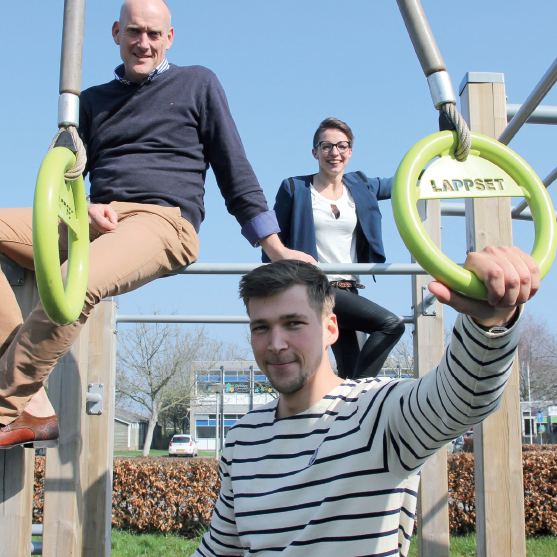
[
  {"xmin": 170, "ymin": 263, "xmax": 429, "ymax": 276},
  {"xmin": 32, "ymin": 524, "xmax": 44, "ymax": 536},
  {"xmin": 507, "ymin": 103, "xmax": 557, "ymax": 124},
  {"xmin": 512, "ymin": 166, "xmax": 557, "ymax": 216},
  {"xmin": 440, "ymin": 202, "xmax": 541, "ymax": 221},
  {"xmin": 117, "ymin": 314, "xmax": 416, "ymax": 325},
  {"xmin": 499, "ymin": 56, "xmax": 557, "ymax": 145},
  {"xmin": 31, "ymin": 540, "xmax": 42, "ymax": 555}
]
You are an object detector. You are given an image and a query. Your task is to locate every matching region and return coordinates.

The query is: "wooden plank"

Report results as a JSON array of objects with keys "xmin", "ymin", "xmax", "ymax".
[
  {"xmin": 0, "ymin": 268, "xmax": 40, "ymax": 556},
  {"xmin": 82, "ymin": 299, "xmax": 117, "ymax": 557},
  {"xmin": 43, "ymin": 320, "xmax": 90, "ymax": 557},
  {"xmin": 460, "ymin": 74, "xmax": 526, "ymax": 557},
  {"xmin": 411, "ymin": 199, "xmax": 449, "ymax": 557}
]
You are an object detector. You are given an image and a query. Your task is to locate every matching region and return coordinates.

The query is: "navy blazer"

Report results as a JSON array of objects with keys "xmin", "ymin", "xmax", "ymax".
[{"xmin": 262, "ymin": 171, "xmax": 392, "ymax": 263}]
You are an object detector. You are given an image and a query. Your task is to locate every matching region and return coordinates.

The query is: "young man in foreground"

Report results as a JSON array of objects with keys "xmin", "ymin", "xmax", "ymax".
[{"xmin": 194, "ymin": 246, "xmax": 538, "ymax": 557}]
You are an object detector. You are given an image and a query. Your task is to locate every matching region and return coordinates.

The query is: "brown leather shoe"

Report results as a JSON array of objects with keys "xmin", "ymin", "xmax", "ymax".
[{"xmin": 0, "ymin": 411, "xmax": 59, "ymax": 450}]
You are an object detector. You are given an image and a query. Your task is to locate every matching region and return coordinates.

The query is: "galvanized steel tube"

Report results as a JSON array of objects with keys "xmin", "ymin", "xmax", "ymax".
[
  {"xmin": 507, "ymin": 103, "xmax": 557, "ymax": 125},
  {"xmin": 396, "ymin": 0, "xmax": 446, "ymax": 76},
  {"xmin": 499, "ymin": 56, "xmax": 557, "ymax": 145},
  {"xmin": 512, "ymin": 166, "xmax": 557, "ymax": 217},
  {"xmin": 116, "ymin": 314, "xmax": 416, "ymax": 324},
  {"xmin": 59, "ymin": 0, "xmax": 86, "ymax": 96},
  {"xmin": 171, "ymin": 263, "xmax": 429, "ymax": 276}
]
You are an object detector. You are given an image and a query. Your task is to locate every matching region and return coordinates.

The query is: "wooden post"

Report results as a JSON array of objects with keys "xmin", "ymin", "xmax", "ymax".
[
  {"xmin": 0, "ymin": 267, "xmax": 40, "ymax": 556},
  {"xmin": 412, "ymin": 199, "xmax": 449, "ymax": 557},
  {"xmin": 459, "ymin": 72, "xmax": 527, "ymax": 557},
  {"xmin": 83, "ymin": 299, "xmax": 117, "ymax": 557},
  {"xmin": 43, "ymin": 320, "xmax": 90, "ymax": 556}
]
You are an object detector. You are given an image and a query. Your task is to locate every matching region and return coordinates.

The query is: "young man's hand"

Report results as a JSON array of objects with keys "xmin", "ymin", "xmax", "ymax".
[
  {"xmin": 88, "ymin": 203, "xmax": 118, "ymax": 233},
  {"xmin": 428, "ymin": 245, "xmax": 540, "ymax": 328}
]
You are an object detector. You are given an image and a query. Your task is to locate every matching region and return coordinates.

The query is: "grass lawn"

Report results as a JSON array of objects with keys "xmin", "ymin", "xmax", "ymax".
[
  {"xmin": 113, "ymin": 449, "xmax": 216, "ymax": 458},
  {"xmin": 111, "ymin": 531, "xmax": 557, "ymax": 556}
]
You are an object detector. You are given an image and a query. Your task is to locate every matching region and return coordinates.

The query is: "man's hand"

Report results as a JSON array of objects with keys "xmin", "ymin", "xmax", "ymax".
[
  {"xmin": 428, "ymin": 245, "xmax": 540, "ymax": 328},
  {"xmin": 260, "ymin": 234, "xmax": 317, "ymax": 264},
  {"xmin": 88, "ymin": 203, "xmax": 118, "ymax": 233}
]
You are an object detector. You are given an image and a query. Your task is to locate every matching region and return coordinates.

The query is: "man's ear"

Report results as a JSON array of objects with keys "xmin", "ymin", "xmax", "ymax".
[
  {"xmin": 112, "ymin": 21, "xmax": 121, "ymax": 45},
  {"xmin": 166, "ymin": 27, "xmax": 174, "ymax": 50},
  {"xmin": 312, "ymin": 148, "xmax": 318, "ymax": 160},
  {"xmin": 324, "ymin": 313, "xmax": 339, "ymax": 348}
]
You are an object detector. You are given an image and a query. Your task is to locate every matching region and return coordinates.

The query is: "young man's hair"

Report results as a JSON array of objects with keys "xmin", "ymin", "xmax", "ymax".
[
  {"xmin": 239, "ymin": 260, "xmax": 335, "ymax": 318},
  {"xmin": 312, "ymin": 117, "xmax": 354, "ymax": 148}
]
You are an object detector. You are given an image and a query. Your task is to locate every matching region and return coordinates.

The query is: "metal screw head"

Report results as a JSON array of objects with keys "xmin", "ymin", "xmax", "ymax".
[
  {"xmin": 17, "ymin": 278, "xmax": 24, "ymax": 285},
  {"xmin": 88, "ymin": 409, "xmax": 93, "ymax": 415},
  {"xmin": 432, "ymin": 311, "xmax": 437, "ymax": 316},
  {"xmin": 99, "ymin": 410, "xmax": 103, "ymax": 415},
  {"xmin": 88, "ymin": 383, "xmax": 93, "ymax": 389}
]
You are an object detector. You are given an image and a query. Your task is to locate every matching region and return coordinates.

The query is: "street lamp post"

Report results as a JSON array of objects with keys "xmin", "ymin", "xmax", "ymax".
[{"xmin": 212, "ymin": 384, "xmax": 225, "ymax": 459}]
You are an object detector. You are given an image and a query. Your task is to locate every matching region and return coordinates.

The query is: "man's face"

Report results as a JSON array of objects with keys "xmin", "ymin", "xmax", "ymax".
[
  {"xmin": 248, "ymin": 285, "xmax": 337, "ymax": 395},
  {"xmin": 112, "ymin": 0, "xmax": 174, "ymax": 83}
]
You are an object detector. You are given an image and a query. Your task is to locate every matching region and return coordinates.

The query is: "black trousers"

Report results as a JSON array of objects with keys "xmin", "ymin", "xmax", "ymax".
[{"xmin": 331, "ymin": 286, "xmax": 405, "ymax": 380}]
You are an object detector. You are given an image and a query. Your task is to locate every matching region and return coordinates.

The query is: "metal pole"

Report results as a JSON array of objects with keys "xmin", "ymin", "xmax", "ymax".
[
  {"xmin": 172, "ymin": 262, "xmax": 429, "ymax": 276},
  {"xmin": 220, "ymin": 367, "xmax": 225, "ymax": 458},
  {"xmin": 249, "ymin": 366, "xmax": 254, "ymax": 412},
  {"xmin": 527, "ymin": 364, "xmax": 532, "ymax": 445},
  {"xmin": 214, "ymin": 393, "xmax": 219, "ymax": 459},
  {"xmin": 396, "ymin": 0, "xmax": 446, "ymax": 76},
  {"xmin": 512, "ymin": 166, "xmax": 557, "ymax": 217},
  {"xmin": 499, "ymin": 56, "xmax": 557, "ymax": 145},
  {"xmin": 507, "ymin": 103, "xmax": 557, "ymax": 125},
  {"xmin": 59, "ymin": 0, "xmax": 86, "ymax": 95},
  {"xmin": 58, "ymin": 0, "xmax": 87, "ymax": 127}
]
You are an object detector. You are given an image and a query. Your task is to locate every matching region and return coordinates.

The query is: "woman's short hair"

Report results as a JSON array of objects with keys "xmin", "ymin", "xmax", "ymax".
[
  {"xmin": 239, "ymin": 260, "xmax": 335, "ymax": 319},
  {"xmin": 313, "ymin": 117, "xmax": 354, "ymax": 148}
]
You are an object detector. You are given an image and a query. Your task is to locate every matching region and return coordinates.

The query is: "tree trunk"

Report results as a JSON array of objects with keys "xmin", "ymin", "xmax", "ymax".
[{"xmin": 142, "ymin": 405, "xmax": 158, "ymax": 457}]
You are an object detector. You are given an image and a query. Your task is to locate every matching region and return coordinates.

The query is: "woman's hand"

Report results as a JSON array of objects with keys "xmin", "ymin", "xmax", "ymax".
[{"xmin": 88, "ymin": 203, "xmax": 118, "ymax": 233}]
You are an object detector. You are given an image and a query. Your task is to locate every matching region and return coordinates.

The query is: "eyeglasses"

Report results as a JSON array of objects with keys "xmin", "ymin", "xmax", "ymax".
[{"xmin": 315, "ymin": 141, "xmax": 352, "ymax": 154}]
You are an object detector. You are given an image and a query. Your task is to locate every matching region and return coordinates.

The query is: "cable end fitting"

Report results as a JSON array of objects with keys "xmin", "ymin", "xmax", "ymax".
[
  {"xmin": 58, "ymin": 93, "xmax": 80, "ymax": 128},
  {"xmin": 427, "ymin": 71, "xmax": 457, "ymax": 110}
]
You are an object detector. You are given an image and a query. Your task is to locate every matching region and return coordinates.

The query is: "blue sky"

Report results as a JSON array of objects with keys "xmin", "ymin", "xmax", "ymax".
[{"xmin": 2, "ymin": 1, "xmax": 556, "ymax": 350}]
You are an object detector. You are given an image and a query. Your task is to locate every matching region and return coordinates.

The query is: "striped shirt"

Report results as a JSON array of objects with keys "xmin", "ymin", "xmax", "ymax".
[
  {"xmin": 113, "ymin": 57, "xmax": 170, "ymax": 85},
  {"xmin": 194, "ymin": 312, "xmax": 520, "ymax": 557}
]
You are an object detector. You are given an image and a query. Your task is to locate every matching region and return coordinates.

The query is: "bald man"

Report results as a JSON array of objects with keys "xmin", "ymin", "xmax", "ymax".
[{"xmin": 0, "ymin": 0, "xmax": 310, "ymax": 449}]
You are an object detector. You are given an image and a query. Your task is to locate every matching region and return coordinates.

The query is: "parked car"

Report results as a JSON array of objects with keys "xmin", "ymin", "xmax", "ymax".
[
  {"xmin": 452, "ymin": 436, "xmax": 464, "ymax": 453},
  {"xmin": 168, "ymin": 434, "xmax": 199, "ymax": 457}
]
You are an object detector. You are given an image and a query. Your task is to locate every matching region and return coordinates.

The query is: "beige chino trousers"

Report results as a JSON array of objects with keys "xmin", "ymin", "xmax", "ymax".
[{"xmin": 0, "ymin": 202, "xmax": 199, "ymax": 425}]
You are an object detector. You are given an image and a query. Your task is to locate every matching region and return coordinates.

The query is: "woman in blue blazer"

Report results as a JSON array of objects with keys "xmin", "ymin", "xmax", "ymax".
[{"xmin": 263, "ymin": 118, "xmax": 404, "ymax": 379}]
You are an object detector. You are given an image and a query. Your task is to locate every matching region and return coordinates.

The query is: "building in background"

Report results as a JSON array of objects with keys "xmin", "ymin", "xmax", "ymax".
[{"xmin": 190, "ymin": 361, "xmax": 276, "ymax": 451}]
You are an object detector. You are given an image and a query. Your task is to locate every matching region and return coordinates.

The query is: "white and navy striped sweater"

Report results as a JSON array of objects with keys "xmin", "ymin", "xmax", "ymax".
[{"xmin": 194, "ymin": 313, "xmax": 519, "ymax": 557}]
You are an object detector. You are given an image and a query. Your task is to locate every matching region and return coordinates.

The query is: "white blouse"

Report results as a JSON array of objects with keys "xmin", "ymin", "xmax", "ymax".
[{"xmin": 310, "ymin": 184, "xmax": 358, "ymax": 282}]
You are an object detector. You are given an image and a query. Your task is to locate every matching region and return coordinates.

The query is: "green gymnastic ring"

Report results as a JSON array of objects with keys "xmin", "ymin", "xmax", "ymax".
[
  {"xmin": 33, "ymin": 147, "xmax": 89, "ymax": 325},
  {"xmin": 392, "ymin": 130, "xmax": 557, "ymax": 300}
]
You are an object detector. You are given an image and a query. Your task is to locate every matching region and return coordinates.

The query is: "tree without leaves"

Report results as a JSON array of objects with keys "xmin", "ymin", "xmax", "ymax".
[
  {"xmin": 117, "ymin": 322, "xmax": 245, "ymax": 456},
  {"xmin": 518, "ymin": 314, "xmax": 557, "ymax": 403}
]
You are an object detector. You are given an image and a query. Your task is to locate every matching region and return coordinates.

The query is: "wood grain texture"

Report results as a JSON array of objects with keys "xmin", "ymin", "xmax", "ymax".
[
  {"xmin": 412, "ymin": 199, "xmax": 450, "ymax": 557},
  {"xmin": 460, "ymin": 77, "xmax": 526, "ymax": 557},
  {"xmin": 0, "ymin": 270, "xmax": 40, "ymax": 557}
]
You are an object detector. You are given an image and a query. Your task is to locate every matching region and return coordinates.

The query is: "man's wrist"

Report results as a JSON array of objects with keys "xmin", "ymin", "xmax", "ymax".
[{"xmin": 259, "ymin": 234, "xmax": 286, "ymax": 260}]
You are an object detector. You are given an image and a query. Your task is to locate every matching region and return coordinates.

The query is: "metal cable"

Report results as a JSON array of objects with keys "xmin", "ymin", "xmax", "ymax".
[
  {"xmin": 48, "ymin": 126, "xmax": 87, "ymax": 181},
  {"xmin": 440, "ymin": 102, "xmax": 471, "ymax": 161}
]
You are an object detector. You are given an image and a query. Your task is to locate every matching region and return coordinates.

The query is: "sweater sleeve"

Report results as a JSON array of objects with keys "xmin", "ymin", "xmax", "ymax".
[
  {"xmin": 381, "ymin": 311, "xmax": 521, "ymax": 479},
  {"xmin": 199, "ymin": 71, "xmax": 278, "ymax": 245},
  {"xmin": 262, "ymin": 178, "xmax": 295, "ymax": 262},
  {"xmin": 193, "ymin": 456, "xmax": 243, "ymax": 556}
]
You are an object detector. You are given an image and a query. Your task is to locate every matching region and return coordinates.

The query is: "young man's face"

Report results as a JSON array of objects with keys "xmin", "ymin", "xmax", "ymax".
[
  {"xmin": 248, "ymin": 285, "xmax": 337, "ymax": 395},
  {"xmin": 112, "ymin": 0, "xmax": 174, "ymax": 83}
]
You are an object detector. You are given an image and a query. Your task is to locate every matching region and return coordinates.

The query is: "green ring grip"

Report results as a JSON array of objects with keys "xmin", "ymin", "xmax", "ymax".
[
  {"xmin": 33, "ymin": 147, "xmax": 89, "ymax": 325},
  {"xmin": 392, "ymin": 130, "xmax": 557, "ymax": 299}
]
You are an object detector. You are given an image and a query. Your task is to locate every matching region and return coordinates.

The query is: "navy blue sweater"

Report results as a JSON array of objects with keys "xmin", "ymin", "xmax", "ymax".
[{"xmin": 79, "ymin": 64, "xmax": 270, "ymax": 235}]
